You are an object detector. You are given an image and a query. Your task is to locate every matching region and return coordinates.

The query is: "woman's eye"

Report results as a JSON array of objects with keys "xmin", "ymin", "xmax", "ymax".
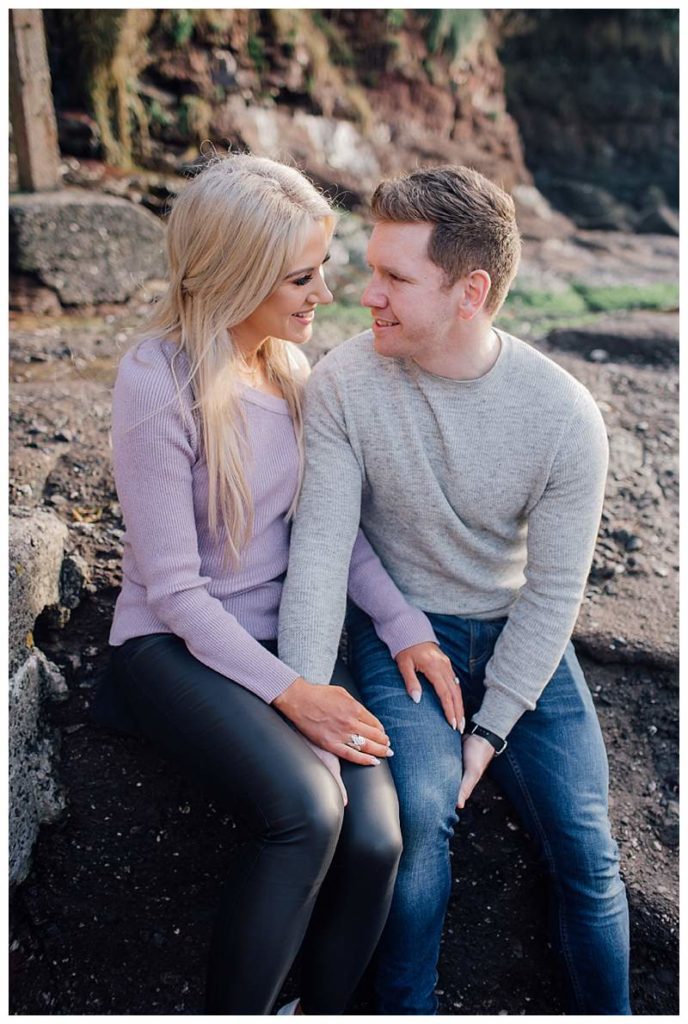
[{"xmin": 294, "ymin": 274, "xmax": 313, "ymax": 287}]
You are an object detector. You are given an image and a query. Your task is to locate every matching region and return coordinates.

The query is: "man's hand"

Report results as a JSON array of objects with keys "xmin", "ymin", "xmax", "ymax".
[
  {"xmin": 457, "ymin": 734, "xmax": 495, "ymax": 809},
  {"xmin": 395, "ymin": 642, "xmax": 465, "ymax": 732},
  {"xmin": 273, "ymin": 677, "xmax": 392, "ymax": 766}
]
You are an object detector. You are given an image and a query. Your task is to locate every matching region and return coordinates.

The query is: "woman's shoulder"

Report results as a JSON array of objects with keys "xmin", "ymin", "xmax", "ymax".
[{"xmin": 116, "ymin": 337, "xmax": 191, "ymax": 401}]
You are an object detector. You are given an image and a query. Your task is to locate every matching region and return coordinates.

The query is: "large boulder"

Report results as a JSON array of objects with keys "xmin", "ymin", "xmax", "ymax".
[
  {"xmin": 9, "ymin": 509, "xmax": 70, "ymax": 886},
  {"xmin": 9, "ymin": 189, "xmax": 167, "ymax": 305}
]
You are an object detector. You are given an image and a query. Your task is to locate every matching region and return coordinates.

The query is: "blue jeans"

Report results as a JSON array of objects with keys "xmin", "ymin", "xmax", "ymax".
[{"xmin": 347, "ymin": 606, "xmax": 631, "ymax": 1015}]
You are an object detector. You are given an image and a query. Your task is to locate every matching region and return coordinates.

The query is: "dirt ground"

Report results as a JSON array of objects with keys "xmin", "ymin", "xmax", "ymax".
[{"xmin": 8, "ymin": 289, "xmax": 678, "ymax": 1014}]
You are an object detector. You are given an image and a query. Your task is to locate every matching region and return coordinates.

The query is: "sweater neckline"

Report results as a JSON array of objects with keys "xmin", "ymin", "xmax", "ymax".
[
  {"xmin": 239, "ymin": 382, "xmax": 291, "ymax": 415},
  {"xmin": 409, "ymin": 328, "xmax": 511, "ymax": 388}
]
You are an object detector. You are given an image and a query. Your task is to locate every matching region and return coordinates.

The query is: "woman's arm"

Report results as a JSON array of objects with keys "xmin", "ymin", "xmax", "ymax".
[{"xmin": 112, "ymin": 344, "xmax": 301, "ymax": 702}]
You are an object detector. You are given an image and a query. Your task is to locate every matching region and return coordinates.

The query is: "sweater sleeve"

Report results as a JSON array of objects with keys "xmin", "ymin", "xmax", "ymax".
[
  {"xmin": 278, "ymin": 362, "xmax": 437, "ymax": 681},
  {"xmin": 111, "ymin": 346, "xmax": 300, "ymax": 703},
  {"xmin": 347, "ymin": 530, "xmax": 438, "ymax": 656},
  {"xmin": 472, "ymin": 391, "xmax": 609, "ymax": 739}
]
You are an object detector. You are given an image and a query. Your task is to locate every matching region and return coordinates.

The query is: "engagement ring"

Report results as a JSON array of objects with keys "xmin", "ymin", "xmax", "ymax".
[{"xmin": 348, "ymin": 733, "xmax": 366, "ymax": 749}]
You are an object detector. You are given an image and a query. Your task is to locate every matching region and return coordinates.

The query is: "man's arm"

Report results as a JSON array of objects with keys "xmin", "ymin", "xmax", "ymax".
[
  {"xmin": 279, "ymin": 363, "xmax": 362, "ymax": 683},
  {"xmin": 472, "ymin": 390, "xmax": 609, "ymax": 740}
]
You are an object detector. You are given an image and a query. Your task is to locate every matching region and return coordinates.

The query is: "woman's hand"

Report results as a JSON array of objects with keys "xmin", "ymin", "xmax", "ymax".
[
  {"xmin": 273, "ymin": 677, "xmax": 393, "ymax": 765},
  {"xmin": 395, "ymin": 642, "xmax": 465, "ymax": 733},
  {"xmin": 304, "ymin": 740, "xmax": 348, "ymax": 806}
]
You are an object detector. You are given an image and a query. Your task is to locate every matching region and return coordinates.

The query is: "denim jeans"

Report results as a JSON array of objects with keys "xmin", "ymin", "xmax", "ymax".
[{"xmin": 347, "ymin": 605, "xmax": 631, "ymax": 1015}]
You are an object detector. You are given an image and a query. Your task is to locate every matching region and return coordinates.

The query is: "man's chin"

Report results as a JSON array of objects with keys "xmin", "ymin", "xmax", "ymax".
[{"xmin": 372, "ymin": 330, "xmax": 407, "ymax": 358}]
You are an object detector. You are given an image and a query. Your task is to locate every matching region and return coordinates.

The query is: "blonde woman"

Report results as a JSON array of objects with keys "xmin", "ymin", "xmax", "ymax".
[{"xmin": 103, "ymin": 155, "xmax": 452, "ymax": 1015}]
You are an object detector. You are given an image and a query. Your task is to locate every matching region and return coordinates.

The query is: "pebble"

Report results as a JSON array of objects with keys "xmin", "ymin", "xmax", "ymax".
[
  {"xmin": 588, "ymin": 349, "xmax": 609, "ymax": 363},
  {"xmin": 626, "ymin": 535, "xmax": 643, "ymax": 551},
  {"xmin": 648, "ymin": 725, "xmax": 658, "ymax": 736},
  {"xmin": 636, "ymin": 421, "xmax": 649, "ymax": 432},
  {"xmin": 654, "ymin": 565, "xmax": 669, "ymax": 577}
]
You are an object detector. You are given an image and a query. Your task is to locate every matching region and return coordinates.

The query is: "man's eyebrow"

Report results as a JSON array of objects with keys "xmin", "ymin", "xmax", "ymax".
[
  {"xmin": 367, "ymin": 261, "xmax": 412, "ymax": 279},
  {"xmin": 284, "ymin": 253, "xmax": 331, "ymax": 279}
]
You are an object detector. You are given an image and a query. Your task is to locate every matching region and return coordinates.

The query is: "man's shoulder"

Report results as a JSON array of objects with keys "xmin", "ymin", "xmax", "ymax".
[
  {"xmin": 502, "ymin": 329, "xmax": 597, "ymax": 412},
  {"xmin": 312, "ymin": 329, "xmax": 378, "ymax": 374}
]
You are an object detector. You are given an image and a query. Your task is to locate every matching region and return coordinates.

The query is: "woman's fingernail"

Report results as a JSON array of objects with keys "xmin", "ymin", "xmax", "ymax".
[
  {"xmin": 411, "ymin": 690, "xmax": 422, "ymax": 704},
  {"xmin": 459, "ymin": 717, "xmax": 466, "ymax": 734},
  {"xmin": 387, "ymin": 749, "xmax": 395, "ymax": 756},
  {"xmin": 371, "ymin": 757, "xmax": 381, "ymax": 765},
  {"xmin": 453, "ymin": 676, "xmax": 461, "ymax": 686},
  {"xmin": 452, "ymin": 718, "xmax": 457, "ymax": 731}
]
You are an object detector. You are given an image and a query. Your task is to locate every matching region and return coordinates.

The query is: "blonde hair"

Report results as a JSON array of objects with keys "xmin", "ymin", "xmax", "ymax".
[
  {"xmin": 137, "ymin": 154, "xmax": 334, "ymax": 566},
  {"xmin": 370, "ymin": 165, "xmax": 521, "ymax": 315}
]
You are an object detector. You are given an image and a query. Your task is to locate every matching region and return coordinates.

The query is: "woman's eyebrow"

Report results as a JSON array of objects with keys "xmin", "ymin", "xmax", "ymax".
[{"xmin": 284, "ymin": 253, "xmax": 331, "ymax": 279}]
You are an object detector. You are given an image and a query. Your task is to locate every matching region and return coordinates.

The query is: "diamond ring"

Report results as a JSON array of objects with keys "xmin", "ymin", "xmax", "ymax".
[{"xmin": 348, "ymin": 733, "xmax": 366, "ymax": 749}]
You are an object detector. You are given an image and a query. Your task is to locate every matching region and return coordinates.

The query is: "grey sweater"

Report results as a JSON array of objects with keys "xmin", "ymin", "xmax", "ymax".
[{"xmin": 279, "ymin": 328, "xmax": 608, "ymax": 738}]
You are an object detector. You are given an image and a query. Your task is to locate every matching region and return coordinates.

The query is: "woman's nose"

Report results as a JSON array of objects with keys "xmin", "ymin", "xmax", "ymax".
[{"xmin": 310, "ymin": 275, "xmax": 333, "ymax": 305}]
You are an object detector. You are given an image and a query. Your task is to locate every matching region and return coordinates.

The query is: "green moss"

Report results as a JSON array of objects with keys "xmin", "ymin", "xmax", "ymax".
[
  {"xmin": 247, "ymin": 33, "xmax": 267, "ymax": 71},
  {"xmin": 167, "ymin": 9, "xmax": 195, "ymax": 47},
  {"xmin": 572, "ymin": 282, "xmax": 678, "ymax": 312},
  {"xmin": 505, "ymin": 286, "xmax": 588, "ymax": 318},
  {"xmin": 424, "ymin": 10, "xmax": 486, "ymax": 60}
]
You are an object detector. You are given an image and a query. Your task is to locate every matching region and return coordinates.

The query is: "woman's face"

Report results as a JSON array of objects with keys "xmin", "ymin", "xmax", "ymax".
[{"xmin": 233, "ymin": 219, "xmax": 333, "ymax": 354}]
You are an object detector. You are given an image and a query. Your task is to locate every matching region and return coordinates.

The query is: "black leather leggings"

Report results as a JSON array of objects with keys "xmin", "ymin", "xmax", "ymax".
[{"xmin": 109, "ymin": 634, "xmax": 403, "ymax": 1014}]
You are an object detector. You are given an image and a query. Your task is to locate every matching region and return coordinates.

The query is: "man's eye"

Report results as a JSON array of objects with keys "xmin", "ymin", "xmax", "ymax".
[{"xmin": 294, "ymin": 274, "xmax": 313, "ymax": 286}]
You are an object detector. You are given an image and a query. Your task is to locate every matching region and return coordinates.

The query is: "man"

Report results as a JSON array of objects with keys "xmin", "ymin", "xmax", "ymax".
[{"xmin": 278, "ymin": 166, "xmax": 630, "ymax": 1014}]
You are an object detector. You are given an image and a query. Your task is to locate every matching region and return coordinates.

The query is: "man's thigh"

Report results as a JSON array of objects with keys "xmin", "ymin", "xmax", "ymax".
[
  {"xmin": 347, "ymin": 607, "xmax": 462, "ymax": 834},
  {"xmin": 488, "ymin": 643, "xmax": 617, "ymax": 871}
]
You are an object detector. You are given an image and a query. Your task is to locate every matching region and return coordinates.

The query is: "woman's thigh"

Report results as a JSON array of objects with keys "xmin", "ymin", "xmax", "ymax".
[{"xmin": 112, "ymin": 634, "xmax": 342, "ymax": 835}]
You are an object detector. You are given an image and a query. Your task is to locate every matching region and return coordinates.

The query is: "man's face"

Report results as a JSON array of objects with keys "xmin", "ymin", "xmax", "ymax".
[{"xmin": 361, "ymin": 222, "xmax": 462, "ymax": 361}]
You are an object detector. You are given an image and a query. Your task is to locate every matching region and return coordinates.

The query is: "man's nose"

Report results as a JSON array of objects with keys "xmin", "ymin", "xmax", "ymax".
[{"xmin": 361, "ymin": 278, "xmax": 386, "ymax": 309}]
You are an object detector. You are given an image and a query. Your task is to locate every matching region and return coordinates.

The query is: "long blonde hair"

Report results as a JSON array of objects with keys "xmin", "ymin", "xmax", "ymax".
[{"xmin": 138, "ymin": 154, "xmax": 335, "ymax": 566}]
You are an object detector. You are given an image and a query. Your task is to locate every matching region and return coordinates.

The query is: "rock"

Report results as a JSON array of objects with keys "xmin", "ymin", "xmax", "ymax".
[
  {"xmin": 56, "ymin": 111, "xmax": 102, "ymax": 159},
  {"xmin": 9, "ymin": 274, "xmax": 63, "ymax": 316},
  {"xmin": 60, "ymin": 553, "xmax": 92, "ymax": 610},
  {"xmin": 9, "ymin": 510, "xmax": 68, "ymax": 675},
  {"xmin": 540, "ymin": 180, "xmax": 635, "ymax": 231},
  {"xmin": 511, "ymin": 184, "xmax": 576, "ymax": 241},
  {"xmin": 9, "ymin": 190, "xmax": 167, "ymax": 305},
  {"xmin": 635, "ymin": 204, "xmax": 679, "ymax": 237},
  {"xmin": 9, "ymin": 649, "xmax": 67, "ymax": 887},
  {"xmin": 588, "ymin": 348, "xmax": 609, "ymax": 363},
  {"xmin": 547, "ymin": 312, "xmax": 678, "ymax": 366}
]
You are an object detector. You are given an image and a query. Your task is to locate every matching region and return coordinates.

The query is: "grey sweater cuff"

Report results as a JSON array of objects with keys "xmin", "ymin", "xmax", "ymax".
[{"xmin": 471, "ymin": 684, "xmax": 533, "ymax": 740}]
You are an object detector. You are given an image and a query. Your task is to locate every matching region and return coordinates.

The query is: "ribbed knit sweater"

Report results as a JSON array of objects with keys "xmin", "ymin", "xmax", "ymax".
[
  {"xmin": 279, "ymin": 328, "xmax": 609, "ymax": 738},
  {"xmin": 108, "ymin": 338, "xmax": 436, "ymax": 702}
]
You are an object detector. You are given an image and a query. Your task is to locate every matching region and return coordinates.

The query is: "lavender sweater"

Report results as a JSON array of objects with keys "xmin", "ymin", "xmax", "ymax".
[{"xmin": 109, "ymin": 339, "xmax": 436, "ymax": 701}]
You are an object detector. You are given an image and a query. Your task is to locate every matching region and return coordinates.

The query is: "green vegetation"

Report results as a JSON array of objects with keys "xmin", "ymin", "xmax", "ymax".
[
  {"xmin": 424, "ymin": 10, "xmax": 486, "ymax": 60},
  {"xmin": 498, "ymin": 280, "xmax": 678, "ymax": 336},
  {"xmin": 312, "ymin": 300, "xmax": 371, "ymax": 341},
  {"xmin": 166, "ymin": 9, "xmax": 195, "ymax": 47},
  {"xmin": 573, "ymin": 282, "xmax": 678, "ymax": 313}
]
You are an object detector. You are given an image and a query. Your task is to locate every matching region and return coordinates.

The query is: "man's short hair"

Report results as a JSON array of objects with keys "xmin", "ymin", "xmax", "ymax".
[{"xmin": 370, "ymin": 165, "xmax": 521, "ymax": 315}]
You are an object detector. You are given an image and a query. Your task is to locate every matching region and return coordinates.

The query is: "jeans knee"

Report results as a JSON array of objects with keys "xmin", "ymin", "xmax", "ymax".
[{"xmin": 554, "ymin": 830, "xmax": 624, "ymax": 906}]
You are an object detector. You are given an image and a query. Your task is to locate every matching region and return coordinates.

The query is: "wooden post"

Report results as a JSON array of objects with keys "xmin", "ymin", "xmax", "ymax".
[{"xmin": 9, "ymin": 9, "xmax": 61, "ymax": 192}]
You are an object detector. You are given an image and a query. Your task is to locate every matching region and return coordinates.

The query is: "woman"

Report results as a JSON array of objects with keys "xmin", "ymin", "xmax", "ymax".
[{"xmin": 106, "ymin": 154, "xmax": 440, "ymax": 1014}]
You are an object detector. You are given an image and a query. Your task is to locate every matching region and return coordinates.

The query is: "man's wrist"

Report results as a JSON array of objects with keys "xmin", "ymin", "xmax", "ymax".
[{"xmin": 467, "ymin": 721, "xmax": 507, "ymax": 756}]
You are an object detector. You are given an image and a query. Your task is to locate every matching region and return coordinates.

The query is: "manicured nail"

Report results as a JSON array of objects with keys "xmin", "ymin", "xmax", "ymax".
[
  {"xmin": 459, "ymin": 717, "xmax": 466, "ymax": 734},
  {"xmin": 411, "ymin": 690, "xmax": 422, "ymax": 704},
  {"xmin": 451, "ymin": 718, "xmax": 457, "ymax": 731},
  {"xmin": 371, "ymin": 757, "xmax": 381, "ymax": 765},
  {"xmin": 386, "ymin": 748, "xmax": 395, "ymax": 757},
  {"xmin": 453, "ymin": 676, "xmax": 461, "ymax": 686}
]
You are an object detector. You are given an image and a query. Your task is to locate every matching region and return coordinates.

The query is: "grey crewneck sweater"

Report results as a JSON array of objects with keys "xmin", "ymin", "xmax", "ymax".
[{"xmin": 279, "ymin": 328, "xmax": 609, "ymax": 738}]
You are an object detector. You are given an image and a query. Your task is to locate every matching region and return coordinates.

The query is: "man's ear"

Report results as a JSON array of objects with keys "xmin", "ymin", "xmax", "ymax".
[{"xmin": 458, "ymin": 270, "xmax": 492, "ymax": 320}]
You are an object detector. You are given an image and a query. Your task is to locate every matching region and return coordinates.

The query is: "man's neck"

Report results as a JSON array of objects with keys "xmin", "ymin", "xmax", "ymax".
[{"xmin": 412, "ymin": 321, "xmax": 501, "ymax": 382}]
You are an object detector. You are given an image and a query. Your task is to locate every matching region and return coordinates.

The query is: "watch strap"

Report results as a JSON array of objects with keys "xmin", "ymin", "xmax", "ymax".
[{"xmin": 468, "ymin": 722, "xmax": 508, "ymax": 756}]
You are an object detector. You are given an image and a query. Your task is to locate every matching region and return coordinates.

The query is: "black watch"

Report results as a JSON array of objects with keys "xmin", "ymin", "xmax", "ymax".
[{"xmin": 467, "ymin": 722, "xmax": 507, "ymax": 756}]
